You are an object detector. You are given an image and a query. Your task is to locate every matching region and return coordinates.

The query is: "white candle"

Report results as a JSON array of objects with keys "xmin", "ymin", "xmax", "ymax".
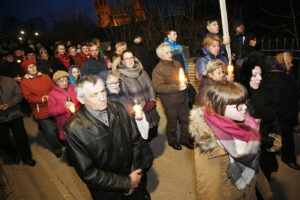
[
  {"xmin": 69, "ymin": 102, "xmax": 76, "ymax": 114},
  {"xmin": 227, "ymin": 63, "xmax": 234, "ymax": 77},
  {"xmin": 179, "ymin": 68, "xmax": 186, "ymax": 87},
  {"xmin": 133, "ymin": 103, "xmax": 143, "ymax": 120},
  {"xmin": 219, "ymin": 0, "xmax": 232, "ymax": 63}
]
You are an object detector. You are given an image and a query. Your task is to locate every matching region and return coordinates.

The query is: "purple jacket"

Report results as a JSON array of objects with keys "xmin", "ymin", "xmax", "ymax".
[{"xmin": 48, "ymin": 84, "xmax": 79, "ymax": 140}]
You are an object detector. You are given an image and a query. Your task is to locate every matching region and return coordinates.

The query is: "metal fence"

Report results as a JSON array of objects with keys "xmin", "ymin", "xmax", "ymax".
[{"xmin": 260, "ymin": 38, "xmax": 300, "ymax": 60}]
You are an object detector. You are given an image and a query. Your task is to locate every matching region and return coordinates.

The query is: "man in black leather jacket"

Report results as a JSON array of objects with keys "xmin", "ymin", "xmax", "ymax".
[{"xmin": 64, "ymin": 75, "xmax": 143, "ymax": 200}]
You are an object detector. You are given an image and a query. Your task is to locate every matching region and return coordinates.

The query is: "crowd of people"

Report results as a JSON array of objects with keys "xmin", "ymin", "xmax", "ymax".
[{"xmin": 0, "ymin": 17, "xmax": 299, "ymax": 200}]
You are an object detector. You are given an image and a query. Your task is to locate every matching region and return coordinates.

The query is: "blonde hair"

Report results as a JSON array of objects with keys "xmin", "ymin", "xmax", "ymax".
[
  {"xmin": 156, "ymin": 43, "xmax": 170, "ymax": 58},
  {"xmin": 203, "ymin": 59, "xmax": 225, "ymax": 76},
  {"xmin": 276, "ymin": 52, "xmax": 292, "ymax": 65},
  {"xmin": 203, "ymin": 81, "xmax": 247, "ymax": 116},
  {"xmin": 203, "ymin": 35, "xmax": 221, "ymax": 48},
  {"xmin": 106, "ymin": 71, "xmax": 120, "ymax": 82},
  {"xmin": 115, "ymin": 42, "xmax": 127, "ymax": 51}
]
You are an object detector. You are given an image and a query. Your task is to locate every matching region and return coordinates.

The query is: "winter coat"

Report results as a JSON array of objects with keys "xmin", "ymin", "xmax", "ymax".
[
  {"xmin": 164, "ymin": 37, "xmax": 188, "ymax": 72},
  {"xmin": 0, "ymin": 76, "xmax": 23, "ymax": 122},
  {"xmin": 64, "ymin": 102, "xmax": 142, "ymax": 199},
  {"xmin": 119, "ymin": 63, "xmax": 159, "ymax": 128},
  {"xmin": 81, "ymin": 56, "xmax": 108, "ymax": 76},
  {"xmin": 196, "ymin": 77, "xmax": 213, "ymax": 106},
  {"xmin": 107, "ymin": 91, "xmax": 134, "ymax": 117},
  {"xmin": 20, "ymin": 73, "xmax": 53, "ymax": 119},
  {"xmin": 48, "ymin": 84, "xmax": 79, "ymax": 140},
  {"xmin": 36, "ymin": 58, "xmax": 52, "ymax": 77},
  {"xmin": 195, "ymin": 48, "xmax": 228, "ymax": 78},
  {"xmin": 189, "ymin": 107, "xmax": 257, "ymax": 200},
  {"xmin": 152, "ymin": 59, "xmax": 187, "ymax": 106},
  {"xmin": 51, "ymin": 56, "xmax": 75, "ymax": 72},
  {"xmin": 231, "ymin": 33, "xmax": 257, "ymax": 59}
]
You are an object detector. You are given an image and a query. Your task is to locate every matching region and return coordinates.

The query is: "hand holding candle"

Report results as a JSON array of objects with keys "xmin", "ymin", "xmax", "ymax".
[
  {"xmin": 133, "ymin": 103, "xmax": 143, "ymax": 120},
  {"xmin": 179, "ymin": 68, "xmax": 187, "ymax": 91},
  {"xmin": 227, "ymin": 63, "xmax": 234, "ymax": 78},
  {"xmin": 68, "ymin": 102, "xmax": 76, "ymax": 114}
]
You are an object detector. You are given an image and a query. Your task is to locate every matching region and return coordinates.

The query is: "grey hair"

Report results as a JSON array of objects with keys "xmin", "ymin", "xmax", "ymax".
[
  {"xmin": 156, "ymin": 43, "xmax": 170, "ymax": 58},
  {"xmin": 76, "ymin": 75, "xmax": 104, "ymax": 98}
]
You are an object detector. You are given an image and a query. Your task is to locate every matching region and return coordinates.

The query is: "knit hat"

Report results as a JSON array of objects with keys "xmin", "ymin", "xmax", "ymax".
[
  {"xmin": 53, "ymin": 70, "xmax": 69, "ymax": 82},
  {"xmin": 233, "ymin": 19, "xmax": 244, "ymax": 30},
  {"xmin": 22, "ymin": 60, "xmax": 35, "ymax": 72}
]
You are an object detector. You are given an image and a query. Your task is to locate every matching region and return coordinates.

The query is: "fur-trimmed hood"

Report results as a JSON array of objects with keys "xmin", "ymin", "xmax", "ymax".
[{"xmin": 189, "ymin": 106, "xmax": 217, "ymax": 152}]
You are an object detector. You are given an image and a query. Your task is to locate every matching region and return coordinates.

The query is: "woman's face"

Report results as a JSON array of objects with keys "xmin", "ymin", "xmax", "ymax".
[
  {"xmin": 224, "ymin": 103, "xmax": 247, "ymax": 122},
  {"xmin": 122, "ymin": 52, "xmax": 135, "ymax": 68},
  {"xmin": 106, "ymin": 76, "xmax": 120, "ymax": 94},
  {"xmin": 27, "ymin": 64, "xmax": 38, "ymax": 75},
  {"xmin": 116, "ymin": 45, "xmax": 127, "ymax": 56},
  {"xmin": 208, "ymin": 67, "xmax": 224, "ymax": 81},
  {"xmin": 249, "ymin": 66, "xmax": 262, "ymax": 90},
  {"xmin": 71, "ymin": 68, "xmax": 80, "ymax": 80},
  {"xmin": 56, "ymin": 45, "xmax": 66, "ymax": 55},
  {"xmin": 207, "ymin": 41, "xmax": 220, "ymax": 56}
]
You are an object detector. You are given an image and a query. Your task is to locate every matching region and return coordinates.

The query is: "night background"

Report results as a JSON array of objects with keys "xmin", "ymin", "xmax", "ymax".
[{"xmin": 0, "ymin": 0, "xmax": 299, "ymax": 56}]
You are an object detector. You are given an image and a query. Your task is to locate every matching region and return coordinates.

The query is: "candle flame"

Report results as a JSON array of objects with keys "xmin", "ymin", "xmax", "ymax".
[
  {"xmin": 69, "ymin": 103, "xmax": 76, "ymax": 114},
  {"xmin": 179, "ymin": 68, "xmax": 186, "ymax": 86},
  {"xmin": 227, "ymin": 64, "xmax": 234, "ymax": 76},
  {"xmin": 133, "ymin": 103, "xmax": 143, "ymax": 120}
]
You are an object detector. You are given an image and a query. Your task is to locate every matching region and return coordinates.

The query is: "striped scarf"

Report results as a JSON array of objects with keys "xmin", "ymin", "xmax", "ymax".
[{"xmin": 204, "ymin": 110, "xmax": 260, "ymax": 189}]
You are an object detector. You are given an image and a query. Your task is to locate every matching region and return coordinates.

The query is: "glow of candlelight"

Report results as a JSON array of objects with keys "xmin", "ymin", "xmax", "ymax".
[
  {"xmin": 69, "ymin": 103, "xmax": 76, "ymax": 114},
  {"xmin": 227, "ymin": 63, "xmax": 234, "ymax": 77},
  {"xmin": 179, "ymin": 68, "xmax": 186, "ymax": 87},
  {"xmin": 133, "ymin": 104, "xmax": 143, "ymax": 120}
]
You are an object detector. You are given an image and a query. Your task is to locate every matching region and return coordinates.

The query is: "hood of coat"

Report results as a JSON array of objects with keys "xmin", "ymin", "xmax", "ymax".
[{"xmin": 189, "ymin": 106, "xmax": 217, "ymax": 152}]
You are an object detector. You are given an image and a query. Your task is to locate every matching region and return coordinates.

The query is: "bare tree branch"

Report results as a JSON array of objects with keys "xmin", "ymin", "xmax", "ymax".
[{"xmin": 260, "ymin": 7, "xmax": 291, "ymax": 19}]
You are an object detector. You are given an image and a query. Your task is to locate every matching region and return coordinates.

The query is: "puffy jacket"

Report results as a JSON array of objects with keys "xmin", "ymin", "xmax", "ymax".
[
  {"xmin": 63, "ymin": 102, "xmax": 142, "ymax": 198},
  {"xmin": 82, "ymin": 56, "xmax": 108, "ymax": 76},
  {"xmin": 48, "ymin": 84, "xmax": 79, "ymax": 140},
  {"xmin": 20, "ymin": 73, "xmax": 53, "ymax": 119},
  {"xmin": 0, "ymin": 76, "xmax": 23, "ymax": 122}
]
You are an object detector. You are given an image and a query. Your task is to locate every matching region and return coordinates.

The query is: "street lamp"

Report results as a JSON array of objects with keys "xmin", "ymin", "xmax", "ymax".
[
  {"xmin": 34, "ymin": 32, "xmax": 39, "ymax": 36},
  {"xmin": 20, "ymin": 30, "xmax": 25, "ymax": 35},
  {"xmin": 18, "ymin": 37, "xmax": 23, "ymax": 40}
]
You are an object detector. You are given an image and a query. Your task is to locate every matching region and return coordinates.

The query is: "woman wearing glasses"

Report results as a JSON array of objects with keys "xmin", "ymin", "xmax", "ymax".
[
  {"xmin": 117, "ymin": 50, "xmax": 159, "ymax": 141},
  {"xmin": 189, "ymin": 81, "xmax": 260, "ymax": 200}
]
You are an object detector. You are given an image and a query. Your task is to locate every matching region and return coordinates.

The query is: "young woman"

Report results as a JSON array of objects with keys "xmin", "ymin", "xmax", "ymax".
[
  {"xmin": 68, "ymin": 65, "xmax": 81, "ymax": 85},
  {"xmin": 189, "ymin": 81, "xmax": 260, "ymax": 200}
]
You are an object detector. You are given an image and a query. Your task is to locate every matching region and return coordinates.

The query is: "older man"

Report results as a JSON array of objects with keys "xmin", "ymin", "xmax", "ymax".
[
  {"xmin": 64, "ymin": 75, "xmax": 146, "ymax": 200},
  {"xmin": 152, "ymin": 43, "xmax": 193, "ymax": 150}
]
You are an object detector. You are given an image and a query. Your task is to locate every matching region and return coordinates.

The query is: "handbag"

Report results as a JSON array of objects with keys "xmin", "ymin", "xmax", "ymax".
[{"xmin": 186, "ymin": 83, "xmax": 197, "ymax": 106}]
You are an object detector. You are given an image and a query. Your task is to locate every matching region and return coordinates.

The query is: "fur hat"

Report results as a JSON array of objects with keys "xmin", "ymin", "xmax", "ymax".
[
  {"xmin": 22, "ymin": 60, "xmax": 35, "ymax": 72},
  {"xmin": 53, "ymin": 70, "xmax": 69, "ymax": 82}
]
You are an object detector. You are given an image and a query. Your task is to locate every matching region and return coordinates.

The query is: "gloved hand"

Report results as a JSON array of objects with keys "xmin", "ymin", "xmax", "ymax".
[
  {"xmin": 267, "ymin": 133, "xmax": 282, "ymax": 152},
  {"xmin": 143, "ymin": 101, "xmax": 156, "ymax": 111}
]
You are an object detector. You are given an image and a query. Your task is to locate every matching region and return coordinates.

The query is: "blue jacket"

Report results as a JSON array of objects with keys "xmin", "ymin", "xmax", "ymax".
[
  {"xmin": 195, "ymin": 48, "xmax": 228, "ymax": 78},
  {"xmin": 164, "ymin": 37, "xmax": 188, "ymax": 72}
]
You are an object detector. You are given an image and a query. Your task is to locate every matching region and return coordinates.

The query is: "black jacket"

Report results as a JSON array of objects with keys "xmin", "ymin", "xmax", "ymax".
[
  {"xmin": 82, "ymin": 56, "xmax": 108, "ymax": 76},
  {"xmin": 64, "ymin": 102, "xmax": 142, "ymax": 198}
]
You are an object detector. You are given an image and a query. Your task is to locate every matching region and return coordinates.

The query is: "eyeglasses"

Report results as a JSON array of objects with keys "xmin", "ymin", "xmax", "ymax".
[
  {"xmin": 226, "ymin": 103, "xmax": 247, "ymax": 111},
  {"xmin": 123, "ymin": 57, "xmax": 135, "ymax": 61},
  {"xmin": 106, "ymin": 81, "xmax": 120, "ymax": 86}
]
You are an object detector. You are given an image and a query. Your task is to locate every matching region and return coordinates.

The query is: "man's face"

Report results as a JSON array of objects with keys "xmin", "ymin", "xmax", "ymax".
[
  {"xmin": 14, "ymin": 50, "xmax": 23, "ymax": 57},
  {"xmin": 207, "ymin": 21, "xmax": 219, "ymax": 34},
  {"xmin": 89, "ymin": 45, "xmax": 99, "ymax": 58},
  {"xmin": 56, "ymin": 76, "xmax": 69, "ymax": 89},
  {"xmin": 27, "ymin": 53, "xmax": 36, "ymax": 62},
  {"xmin": 56, "ymin": 45, "xmax": 66, "ymax": 55},
  {"xmin": 81, "ymin": 45, "xmax": 89, "ymax": 55},
  {"xmin": 79, "ymin": 81, "xmax": 107, "ymax": 111},
  {"xmin": 4, "ymin": 55, "xmax": 14, "ymax": 63},
  {"xmin": 167, "ymin": 31, "xmax": 177, "ymax": 42},
  {"xmin": 159, "ymin": 46, "xmax": 173, "ymax": 61},
  {"xmin": 235, "ymin": 25, "xmax": 245, "ymax": 34},
  {"xmin": 68, "ymin": 48, "xmax": 77, "ymax": 56},
  {"xmin": 133, "ymin": 37, "xmax": 142, "ymax": 44}
]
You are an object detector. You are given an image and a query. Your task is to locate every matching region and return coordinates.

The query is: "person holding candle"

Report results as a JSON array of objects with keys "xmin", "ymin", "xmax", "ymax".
[
  {"xmin": 20, "ymin": 61, "xmax": 63, "ymax": 157},
  {"xmin": 152, "ymin": 43, "xmax": 193, "ymax": 150},
  {"xmin": 189, "ymin": 81, "xmax": 259, "ymax": 200},
  {"xmin": 117, "ymin": 50, "xmax": 160, "ymax": 142},
  {"xmin": 48, "ymin": 70, "xmax": 79, "ymax": 142},
  {"xmin": 195, "ymin": 35, "xmax": 228, "ymax": 81}
]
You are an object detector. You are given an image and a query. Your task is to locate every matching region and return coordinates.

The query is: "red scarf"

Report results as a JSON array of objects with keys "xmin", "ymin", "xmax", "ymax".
[{"xmin": 55, "ymin": 53, "xmax": 71, "ymax": 68}]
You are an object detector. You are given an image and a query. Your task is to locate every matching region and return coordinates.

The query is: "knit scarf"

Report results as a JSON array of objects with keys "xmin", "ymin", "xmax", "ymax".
[
  {"xmin": 55, "ymin": 53, "xmax": 71, "ymax": 68},
  {"xmin": 204, "ymin": 109, "xmax": 260, "ymax": 189},
  {"xmin": 118, "ymin": 62, "xmax": 143, "ymax": 78}
]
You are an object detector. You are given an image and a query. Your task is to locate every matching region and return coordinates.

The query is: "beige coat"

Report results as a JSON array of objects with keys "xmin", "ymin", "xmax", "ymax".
[{"xmin": 189, "ymin": 107, "xmax": 257, "ymax": 200}]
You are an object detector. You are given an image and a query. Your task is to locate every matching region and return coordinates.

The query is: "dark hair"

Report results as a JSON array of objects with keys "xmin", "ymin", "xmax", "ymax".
[{"xmin": 204, "ymin": 81, "xmax": 247, "ymax": 116}]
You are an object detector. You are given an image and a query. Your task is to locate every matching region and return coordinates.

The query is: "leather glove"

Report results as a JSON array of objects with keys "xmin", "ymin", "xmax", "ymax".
[
  {"xmin": 267, "ymin": 133, "xmax": 282, "ymax": 152},
  {"xmin": 143, "ymin": 101, "xmax": 156, "ymax": 111}
]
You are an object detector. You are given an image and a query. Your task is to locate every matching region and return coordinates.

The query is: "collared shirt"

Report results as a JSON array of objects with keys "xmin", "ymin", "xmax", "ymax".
[{"xmin": 86, "ymin": 106, "xmax": 109, "ymax": 127}]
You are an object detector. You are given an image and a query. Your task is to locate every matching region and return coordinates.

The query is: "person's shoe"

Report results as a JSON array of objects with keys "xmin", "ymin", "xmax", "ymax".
[
  {"xmin": 169, "ymin": 142, "xmax": 182, "ymax": 150},
  {"xmin": 23, "ymin": 159, "xmax": 36, "ymax": 167},
  {"xmin": 283, "ymin": 161, "xmax": 300, "ymax": 170},
  {"xmin": 180, "ymin": 142, "xmax": 194, "ymax": 149}
]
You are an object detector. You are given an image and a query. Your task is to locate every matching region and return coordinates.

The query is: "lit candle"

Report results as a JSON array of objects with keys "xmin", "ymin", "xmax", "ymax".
[
  {"xmin": 227, "ymin": 63, "xmax": 234, "ymax": 77},
  {"xmin": 133, "ymin": 103, "xmax": 143, "ymax": 120},
  {"xmin": 179, "ymin": 68, "xmax": 186, "ymax": 87},
  {"xmin": 69, "ymin": 102, "xmax": 76, "ymax": 114}
]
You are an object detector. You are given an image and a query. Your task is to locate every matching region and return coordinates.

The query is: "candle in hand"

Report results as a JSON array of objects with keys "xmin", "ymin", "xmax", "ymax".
[
  {"xmin": 69, "ymin": 102, "xmax": 76, "ymax": 114},
  {"xmin": 179, "ymin": 68, "xmax": 186, "ymax": 87},
  {"xmin": 227, "ymin": 63, "xmax": 234, "ymax": 77},
  {"xmin": 133, "ymin": 103, "xmax": 143, "ymax": 120}
]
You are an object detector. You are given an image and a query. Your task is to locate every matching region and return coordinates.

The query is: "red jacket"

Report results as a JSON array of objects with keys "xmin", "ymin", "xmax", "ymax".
[
  {"xmin": 48, "ymin": 84, "xmax": 79, "ymax": 140},
  {"xmin": 20, "ymin": 73, "xmax": 53, "ymax": 119}
]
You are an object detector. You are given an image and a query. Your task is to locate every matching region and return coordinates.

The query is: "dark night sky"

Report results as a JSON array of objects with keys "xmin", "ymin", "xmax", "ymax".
[{"xmin": 1, "ymin": 0, "xmax": 96, "ymax": 21}]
